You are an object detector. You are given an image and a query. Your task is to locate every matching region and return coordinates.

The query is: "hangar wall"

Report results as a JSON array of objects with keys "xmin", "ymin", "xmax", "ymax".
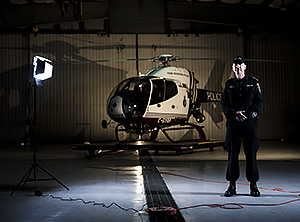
[
  {"xmin": 246, "ymin": 34, "xmax": 300, "ymax": 139},
  {"xmin": 1, "ymin": 33, "xmax": 299, "ymax": 143},
  {"xmin": 0, "ymin": 35, "xmax": 29, "ymax": 142}
]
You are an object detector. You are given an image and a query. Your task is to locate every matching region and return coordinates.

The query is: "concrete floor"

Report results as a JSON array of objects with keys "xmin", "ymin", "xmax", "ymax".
[{"xmin": 1, "ymin": 141, "xmax": 300, "ymax": 222}]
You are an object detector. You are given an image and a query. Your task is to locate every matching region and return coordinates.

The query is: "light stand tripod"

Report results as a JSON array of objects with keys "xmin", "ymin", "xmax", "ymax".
[{"xmin": 11, "ymin": 57, "xmax": 69, "ymax": 195}]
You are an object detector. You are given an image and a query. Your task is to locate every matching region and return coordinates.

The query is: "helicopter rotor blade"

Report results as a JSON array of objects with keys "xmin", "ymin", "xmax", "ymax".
[
  {"xmin": 180, "ymin": 57, "xmax": 291, "ymax": 63},
  {"xmin": 55, "ymin": 55, "xmax": 292, "ymax": 66},
  {"xmin": 54, "ymin": 57, "xmax": 154, "ymax": 66},
  {"xmin": 72, "ymin": 58, "xmax": 153, "ymax": 64},
  {"xmin": 178, "ymin": 57, "xmax": 231, "ymax": 62}
]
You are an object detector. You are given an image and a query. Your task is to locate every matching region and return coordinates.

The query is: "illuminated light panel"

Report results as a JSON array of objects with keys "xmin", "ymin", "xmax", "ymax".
[{"xmin": 33, "ymin": 55, "xmax": 53, "ymax": 81}]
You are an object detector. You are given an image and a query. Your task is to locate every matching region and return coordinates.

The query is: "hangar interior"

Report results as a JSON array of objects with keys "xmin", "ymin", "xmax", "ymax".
[{"xmin": 1, "ymin": 1, "xmax": 300, "ymax": 222}]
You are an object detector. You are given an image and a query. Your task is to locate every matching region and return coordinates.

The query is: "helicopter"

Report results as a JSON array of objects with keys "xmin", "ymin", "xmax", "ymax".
[{"xmin": 101, "ymin": 54, "xmax": 222, "ymax": 144}]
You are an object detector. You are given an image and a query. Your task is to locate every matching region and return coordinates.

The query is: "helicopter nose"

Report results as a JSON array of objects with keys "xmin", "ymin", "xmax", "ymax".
[{"xmin": 108, "ymin": 96, "xmax": 126, "ymax": 118}]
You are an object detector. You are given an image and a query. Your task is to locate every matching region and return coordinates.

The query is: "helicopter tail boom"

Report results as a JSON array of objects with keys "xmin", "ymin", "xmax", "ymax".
[{"xmin": 196, "ymin": 89, "xmax": 222, "ymax": 104}]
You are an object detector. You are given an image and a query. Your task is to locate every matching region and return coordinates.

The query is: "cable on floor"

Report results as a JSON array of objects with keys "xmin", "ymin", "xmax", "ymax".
[
  {"xmin": 43, "ymin": 194, "xmax": 147, "ymax": 213},
  {"xmin": 177, "ymin": 198, "xmax": 300, "ymax": 210},
  {"xmin": 87, "ymin": 165, "xmax": 300, "ymax": 194},
  {"xmin": 158, "ymin": 171, "xmax": 300, "ymax": 194},
  {"xmin": 86, "ymin": 165, "xmax": 300, "ymax": 212}
]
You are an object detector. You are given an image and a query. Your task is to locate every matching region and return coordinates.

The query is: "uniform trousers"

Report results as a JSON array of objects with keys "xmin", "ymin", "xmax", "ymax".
[{"xmin": 225, "ymin": 118, "xmax": 259, "ymax": 183}]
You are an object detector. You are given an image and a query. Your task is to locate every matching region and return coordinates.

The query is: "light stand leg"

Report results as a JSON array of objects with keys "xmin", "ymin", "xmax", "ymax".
[
  {"xmin": 11, "ymin": 162, "xmax": 69, "ymax": 195},
  {"xmin": 11, "ymin": 164, "xmax": 35, "ymax": 195},
  {"xmin": 34, "ymin": 162, "xmax": 69, "ymax": 191},
  {"xmin": 11, "ymin": 83, "xmax": 69, "ymax": 195}
]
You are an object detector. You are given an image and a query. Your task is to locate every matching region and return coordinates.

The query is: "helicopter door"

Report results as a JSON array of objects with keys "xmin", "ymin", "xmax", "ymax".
[
  {"xmin": 144, "ymin": 79, "xmax": 189, "ymax": 121},
  {"xmin": 149, "ymin": 79, "xmax": 164, "ymax": 105}
]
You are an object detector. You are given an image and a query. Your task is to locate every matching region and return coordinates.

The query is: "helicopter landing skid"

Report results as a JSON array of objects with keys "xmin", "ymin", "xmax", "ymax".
[
  {"xmin": 114, "ymin": 123, "xmax": 206, "ymax": 144},
  {"xmin": 72, "ymin": 123, "xmax": 224, "ymax": 158},
  {"xmin": 157, "ymin": 123, "xmax": 206, "ymax": 143},
  {"xmin": 72, "ymin": 139, "xmax": 225, "ymax": 158}
]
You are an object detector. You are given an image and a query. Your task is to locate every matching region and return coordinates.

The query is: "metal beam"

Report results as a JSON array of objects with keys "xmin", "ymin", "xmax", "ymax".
[
  {"xmin": 0, "ymin": 1, "xmax": 109, "ymax": 29},
  {"xmin": 167, "ymin": 1, "xmax": 300, "ymax": 32},
  {"xmin": 1, "ymin": 1, "xmax": 300, "ymax": 33},
  {"xmin": 287, "ymin": 0, "xmax": 300, "ymax": 8}
]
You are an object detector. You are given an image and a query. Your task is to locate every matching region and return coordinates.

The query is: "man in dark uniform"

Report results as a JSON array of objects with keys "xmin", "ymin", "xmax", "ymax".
[{"xmin": 221, "ymin": 56, "xmax": 263, "ymax": 197}]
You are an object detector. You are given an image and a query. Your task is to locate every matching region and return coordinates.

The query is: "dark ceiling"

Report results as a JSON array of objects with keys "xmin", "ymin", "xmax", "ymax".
[{"xmin": 1, "ymin": 0, "xmax": 300, "ymax": 34}]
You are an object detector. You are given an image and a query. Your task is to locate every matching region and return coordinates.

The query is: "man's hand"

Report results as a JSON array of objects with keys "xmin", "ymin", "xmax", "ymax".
[{"xmin": 236, "ymin": 111, "xmax": 247, "ymax": 122}]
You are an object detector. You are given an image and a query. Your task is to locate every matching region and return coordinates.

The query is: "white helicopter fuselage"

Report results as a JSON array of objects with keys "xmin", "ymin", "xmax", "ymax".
[
  {"xmin": 103, "ymin": 54, "xmax": 219, "ymax": 142},
  {"xmin": 107, "ymin": 66, "xmax": 197, "ymax": 127}
]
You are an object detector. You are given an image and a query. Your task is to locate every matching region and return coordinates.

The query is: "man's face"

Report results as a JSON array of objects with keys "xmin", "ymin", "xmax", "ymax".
[{"xmin": 232, "ymin": 63, "xmax": 246, "ymax": 79}]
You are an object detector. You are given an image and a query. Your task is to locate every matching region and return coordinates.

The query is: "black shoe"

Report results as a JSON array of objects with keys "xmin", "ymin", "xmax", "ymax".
[
  {"xmin": 224, "ymin": 182, "xmax": 236, "ymax": 197},
  {"xmin": 250, "ymin": 183, "xmax": 260, "ymax": 197}
]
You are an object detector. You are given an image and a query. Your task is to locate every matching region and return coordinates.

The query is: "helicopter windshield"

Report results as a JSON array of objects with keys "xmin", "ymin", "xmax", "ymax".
[{"xmin": 108, "ymin": 77, "xmax": 151, "ymax": 119}]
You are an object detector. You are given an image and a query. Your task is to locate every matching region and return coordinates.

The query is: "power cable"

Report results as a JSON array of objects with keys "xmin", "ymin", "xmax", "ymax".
[
  {"xmin": 158, "ymin": 170, "xmax": 300, "ymax": 194},
  {"xmin": 87, "ymin": 165, "xmax": 300, "ymax": 213},
  {"xmin": 177, "ymin": 198, "xmax": 300, "ymax": 210},
  {"xmin": 41, "ymin": 194, "xmax": 147, "ymax": 222},
  {"xmin": 43, "ymin": 194, "xmax": 147, "ymax": 213},
  {"xmin": 37, "ymin": 164, "xmax": 300, "ymax": 220},
  {"xmin": 87, "ymin": 165, "xmax": 300, "ymax": 195}
]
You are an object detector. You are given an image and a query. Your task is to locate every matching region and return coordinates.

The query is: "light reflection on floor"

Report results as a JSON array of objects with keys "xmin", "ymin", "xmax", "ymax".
[{"xmin": 0, "ymin": 141, "xmax": 300, "ymax": 222}]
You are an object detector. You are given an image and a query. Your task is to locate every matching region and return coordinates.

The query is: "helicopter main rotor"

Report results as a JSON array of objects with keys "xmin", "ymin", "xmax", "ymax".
[{"xmin": 152, "ymin": 54, "xmax": 181, "ymax": 66}]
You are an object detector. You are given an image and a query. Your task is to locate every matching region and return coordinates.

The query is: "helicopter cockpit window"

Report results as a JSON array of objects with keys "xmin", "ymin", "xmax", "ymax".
[
  {"xmin": 150, "ymin": 79, "xmax": 164, "ymax": 105},
  {"xmin": 108, "ymin": 78, "xmax": 132, "ymax": 101},
  {"xmin": 150, "ymin": 79, "xmax": 178, "ymax": 105},
  {"xmin": 115, "ymin": 77, "xmax": 151, "ymax": 118},
  {"xmin": 165, "ymin": 81, "xmax": 178, "ymax": 100}
]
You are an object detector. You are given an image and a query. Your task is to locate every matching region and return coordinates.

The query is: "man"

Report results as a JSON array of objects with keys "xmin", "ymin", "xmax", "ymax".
[{"xmin": 221, "ymin": 56, "xmax": 263, "ymax": 197}]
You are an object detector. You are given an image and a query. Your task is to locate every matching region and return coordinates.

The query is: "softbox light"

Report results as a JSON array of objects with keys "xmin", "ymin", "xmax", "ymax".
[{"xmin": 33, "ymin": 55, "xmax": 53, "ymax": 81}]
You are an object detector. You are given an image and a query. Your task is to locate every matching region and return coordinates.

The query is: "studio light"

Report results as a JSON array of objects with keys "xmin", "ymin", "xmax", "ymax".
[
  {"xmin": 33, "ymin": 55, "xmax": 53, "ymax": 81},
  {"xmin": 11, "ymin": 55, "xmax": 69, "ymax": 195}
]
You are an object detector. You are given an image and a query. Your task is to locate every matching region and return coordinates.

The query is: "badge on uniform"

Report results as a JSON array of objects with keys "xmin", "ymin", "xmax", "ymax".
[
  {"xmin": 257, "ymin": 83, "xmax": 261, "ymax": 94},
  {"xmin": 252, "ymin": 112, "xmax": 258, "ymax": 118}
]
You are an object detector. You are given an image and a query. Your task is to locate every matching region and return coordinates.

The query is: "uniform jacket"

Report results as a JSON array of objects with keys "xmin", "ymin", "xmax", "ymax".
[{"xmin": 221, "ymin": 75, "xmax": 263, "ymax": 120}]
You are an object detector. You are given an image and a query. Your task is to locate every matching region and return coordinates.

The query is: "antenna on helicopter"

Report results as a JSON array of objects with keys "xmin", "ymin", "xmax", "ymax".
[{"xmin": 153, "ymin": 54, "xmax": 181, "ymax": 66}]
